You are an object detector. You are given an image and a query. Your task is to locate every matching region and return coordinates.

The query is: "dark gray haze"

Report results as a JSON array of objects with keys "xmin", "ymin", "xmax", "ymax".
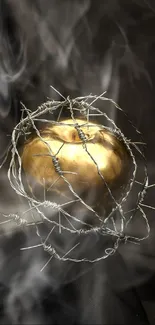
[{"xmin": 0, "ymin": 1, "xmax": 155, "ymax": 324}]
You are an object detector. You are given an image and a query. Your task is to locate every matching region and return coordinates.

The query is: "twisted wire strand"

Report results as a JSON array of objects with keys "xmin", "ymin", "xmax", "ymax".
[{"xmin": 0, "ymin": 93, "xmax": 150, "ymax": 265}]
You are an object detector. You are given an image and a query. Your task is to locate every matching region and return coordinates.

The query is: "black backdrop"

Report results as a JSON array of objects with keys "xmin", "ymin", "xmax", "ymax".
[{"xmin": 1, "ymin": 1, "xmax": 155, "ymax": 324}]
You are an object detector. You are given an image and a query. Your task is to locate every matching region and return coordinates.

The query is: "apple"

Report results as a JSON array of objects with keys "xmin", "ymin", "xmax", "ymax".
[{"xmin": 21, "ymin": 119, "xmax": 131, "ymax": 219}]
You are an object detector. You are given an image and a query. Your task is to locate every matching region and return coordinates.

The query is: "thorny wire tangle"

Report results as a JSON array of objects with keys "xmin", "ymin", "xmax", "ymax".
[{"xmin": 0, "ymin": 91, "xmax": 152, "ymax": 264}]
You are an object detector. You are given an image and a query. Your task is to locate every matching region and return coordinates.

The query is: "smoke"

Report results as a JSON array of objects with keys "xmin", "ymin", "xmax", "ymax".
[
  {"xmin": 0, "ymin": 0, "xmax": 155, "ymax": 324},
  {"xmin": 6, "ymin": 260, "xmax": 49, "ymax": 324},
  {"xmin": 0, "ymin": 0, "xmax": 152, "ymax": 118},
  {"xmin": 0, "ymin": 0, "xmax": 92, "ymax": 108}
]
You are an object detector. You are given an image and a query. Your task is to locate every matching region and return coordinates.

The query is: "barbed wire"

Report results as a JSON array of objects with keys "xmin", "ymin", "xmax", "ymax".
[{"xmin": 0, "ymin": 89, "xmax": 151, "ymax": 267}]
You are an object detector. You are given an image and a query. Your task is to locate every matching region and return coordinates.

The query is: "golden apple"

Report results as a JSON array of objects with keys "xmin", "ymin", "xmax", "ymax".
[{"xmin": 21, "ymin": 119, "xmax": 131, "ymax": 217}]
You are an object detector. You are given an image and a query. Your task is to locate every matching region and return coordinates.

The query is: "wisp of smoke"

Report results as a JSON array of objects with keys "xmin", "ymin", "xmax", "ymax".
[{"xmin": 1, "ymin": 0, "xmax": 155, "ymax": 324}]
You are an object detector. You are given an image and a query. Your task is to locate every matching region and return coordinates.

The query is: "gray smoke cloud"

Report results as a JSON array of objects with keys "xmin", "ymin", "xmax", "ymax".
[{"xmin": 0, "ymin": 0, "xmax": 155, "ymax": 324}]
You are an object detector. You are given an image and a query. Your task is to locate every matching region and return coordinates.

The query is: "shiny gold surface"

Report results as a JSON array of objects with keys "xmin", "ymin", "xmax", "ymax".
[{"xmin": 21, "ymin": 119, "xmax": 131, "ymax": 206}]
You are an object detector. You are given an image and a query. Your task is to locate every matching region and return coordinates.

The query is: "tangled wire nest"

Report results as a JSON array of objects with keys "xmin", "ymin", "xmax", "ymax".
[{"xmin": 0, "ymin": 91, "xmax": 151, "ymax": 265}]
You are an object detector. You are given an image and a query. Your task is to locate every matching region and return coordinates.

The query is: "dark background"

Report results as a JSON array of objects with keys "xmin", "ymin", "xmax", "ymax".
[{"xmin": 1, "ymin": 0, "xmax": 155, "ymax": 324}]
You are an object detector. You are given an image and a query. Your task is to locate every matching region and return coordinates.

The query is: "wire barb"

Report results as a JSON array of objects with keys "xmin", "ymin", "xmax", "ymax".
[{"xmin": 1, "ymin": 90, "xmax": 150, "ymax": 264}]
